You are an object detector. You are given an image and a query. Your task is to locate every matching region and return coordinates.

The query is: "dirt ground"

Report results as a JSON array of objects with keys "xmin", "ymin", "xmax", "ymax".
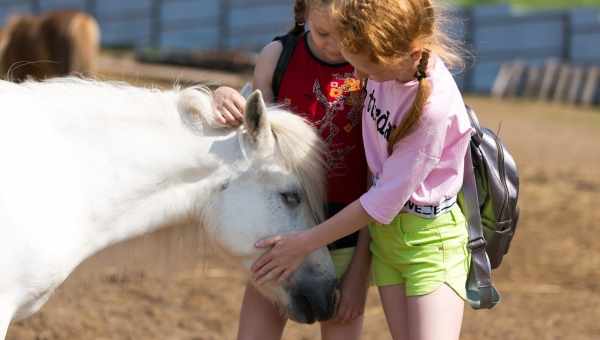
[{"xmin": 5, "ymin": 59, "xmax": 600, "ymax": 340}]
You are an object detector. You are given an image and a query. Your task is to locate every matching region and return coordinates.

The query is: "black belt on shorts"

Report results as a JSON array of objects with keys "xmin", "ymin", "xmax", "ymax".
[{"xmin": 325, "ymin": 202, "xmax": 359, "ymax": 251}]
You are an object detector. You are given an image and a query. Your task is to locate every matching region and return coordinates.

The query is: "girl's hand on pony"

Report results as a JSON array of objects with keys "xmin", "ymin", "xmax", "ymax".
[
  {"xmin": 213, "ymin": 86, "xmax": 246, "ymax": 126},
  {"xmin": 252, "ymin": 231, "xmax": 313, "ymax": 284},
  {"xmin": 333, "ymin": 267, "xmax": 369, "ymax": 323}
]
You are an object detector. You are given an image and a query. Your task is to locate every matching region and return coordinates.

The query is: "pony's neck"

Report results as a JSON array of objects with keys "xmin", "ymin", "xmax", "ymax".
[
  {"xmin": 81, "ymin": 135, "xmax": 232, "ymax": 261},
  {"xmin": 88, "ymin": 169, "xmax": 218, "ymax": 253},
  {"xmin": 63, "ymin": 88, "xmax": 237, "ymax": 261}
]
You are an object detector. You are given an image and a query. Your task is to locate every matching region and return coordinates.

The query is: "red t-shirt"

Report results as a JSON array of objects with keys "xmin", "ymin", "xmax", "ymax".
[{"xmin": 277, "ymin": 33, "xmax": 367, "ymax": 205}]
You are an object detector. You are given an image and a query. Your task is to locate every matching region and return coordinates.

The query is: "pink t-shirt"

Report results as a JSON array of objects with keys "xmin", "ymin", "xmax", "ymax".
[{"xmin": 359, "ymin": 57, "xmax": 473, "ymax": 225}]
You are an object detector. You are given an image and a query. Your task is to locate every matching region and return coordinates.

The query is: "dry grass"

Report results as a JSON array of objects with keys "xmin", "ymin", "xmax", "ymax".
[{"xmin": 6, "ymin": 93, "xmax": 600, "ymax": 340}]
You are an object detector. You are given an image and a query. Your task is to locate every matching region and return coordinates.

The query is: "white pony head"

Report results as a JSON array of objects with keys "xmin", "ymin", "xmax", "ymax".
[
  {"xmin": 195, "ymin": 91, "xmax": 337, "ymax": 323},
  {"xmin": 0, "ymin": 79, "xmax": 337, "ymax": 332}
]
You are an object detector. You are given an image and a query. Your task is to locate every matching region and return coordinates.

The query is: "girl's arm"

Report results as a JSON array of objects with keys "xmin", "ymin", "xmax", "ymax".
[
  {"xmin": 334, "ymin": 226, "xmax": 371, "ymax": 323},
  {"xmin": 252, "ymin": 200, "xmax": 372, "ymax": 283},
  {"xmin": 345, "ymin": 227, "xmax": 371, "ymax": 285}
]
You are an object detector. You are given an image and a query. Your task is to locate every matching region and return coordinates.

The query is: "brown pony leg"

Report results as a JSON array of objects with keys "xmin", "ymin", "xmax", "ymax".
[
  {"xmin": 0, "ymin": 11, "xmax": 100, "ymax": 82},
  {"xmin": 68, "ymin": 12, "xmax": 100, "ymax": 77}
]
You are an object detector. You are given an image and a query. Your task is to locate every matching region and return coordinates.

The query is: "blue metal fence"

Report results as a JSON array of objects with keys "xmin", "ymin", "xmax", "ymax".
[
  {"xmin": 0, "ymin": 0, "xmax": 293, "ymax": 48},
  {"xmin": 0, "ymin": 1, "xmax": 599, "ymax": 95},
  {"xmin": 458, "ymin": 6, "xmax": 557, "ymax": 93}
]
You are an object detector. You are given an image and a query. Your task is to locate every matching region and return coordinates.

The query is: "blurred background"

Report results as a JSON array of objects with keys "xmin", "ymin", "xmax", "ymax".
[{"xmin": 1, "ymin": 0, "xmax": 599, "ymax": 339}]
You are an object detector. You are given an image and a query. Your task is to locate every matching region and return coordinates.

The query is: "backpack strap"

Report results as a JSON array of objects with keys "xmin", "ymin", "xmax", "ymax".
[
  {"xmin": 465, "ymin": 105, "xmax": 483, "ymax": 147},
  {"xmin": 463, "ymin": 106, "xmax": 501, "ymax": 310},
  {"xmin": 463, "ymin": 146, "xmax": 498, "ymax": 309},
  {"xmin": 272, "ymin": 32, "xmax": 302, "ymax": 100}
]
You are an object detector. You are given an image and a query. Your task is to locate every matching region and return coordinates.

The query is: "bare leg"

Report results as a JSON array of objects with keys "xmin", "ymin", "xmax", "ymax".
[
  {"xmin": 236, "ymin": 283, "xmax": 287, "ymax": 340},
  {"xmin": 407, "ymin": 284, "xmax": 464, "ymax": 340},
  {"xmin": 378, "ymin": 285, "xmax": 410, "ymax": 340},
  {"xmin": 320, "ymin": 315, "xmax": 364, "ymax": 340}
]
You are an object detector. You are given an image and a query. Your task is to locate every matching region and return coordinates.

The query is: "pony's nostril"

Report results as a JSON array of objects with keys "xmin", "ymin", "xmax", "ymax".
[{"xmin": 295, "ymin": 294, "xmax": 316, "ymax": 324}]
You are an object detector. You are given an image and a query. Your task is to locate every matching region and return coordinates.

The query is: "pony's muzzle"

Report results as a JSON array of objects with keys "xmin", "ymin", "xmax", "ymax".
[{"xmin": 287, "ymin": 276, "xmax": 337, "ymax": 324}]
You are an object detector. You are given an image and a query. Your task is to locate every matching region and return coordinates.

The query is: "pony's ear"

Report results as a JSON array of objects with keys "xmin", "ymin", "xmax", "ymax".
[{"xmin": 244, "ymin": 90, "xmax": 275, "ymax": 156}]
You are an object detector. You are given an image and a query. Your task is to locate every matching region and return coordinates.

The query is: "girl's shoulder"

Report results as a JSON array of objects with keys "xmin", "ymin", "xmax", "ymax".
[
  {"xmin": 253, "ymin": 40, "xmax": 285, "ymax": 101},
  {"xmin": 257, "ymin": 40, "xmax": 284, "ymax": 67},
  {"xmin": 422, "ymin": 58, "xmax": 468, "ymax": 124},
  {"xmin": 260, "ymin": 31, "xmax": 306, "ymax": 67},
  {"xmin": 429, "ymin": 56, "xmax": 458, "ymax": 87}
]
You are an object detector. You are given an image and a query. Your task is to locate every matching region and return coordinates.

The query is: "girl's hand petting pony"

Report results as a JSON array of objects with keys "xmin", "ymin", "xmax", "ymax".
[
  {"xmin": 252, "ymin": 231, "xmax": 314, "ymax": 284},
  {"xmin": 213, "ymin": 86, "xmax": 246, "ymax": 126}
]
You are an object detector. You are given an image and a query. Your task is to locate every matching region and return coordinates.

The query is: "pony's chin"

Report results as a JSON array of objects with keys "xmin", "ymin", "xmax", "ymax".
[
  {"xmin": 251, "ymin": 280, "xmax": 337, "ymax": 324},
  {"xmin": 285, "ymin": 278, "xmax": 338, "ymax": 324},
  {"xmin": 287, "ymin": 296, "xmax": 320, "ymax": 324},
  {"xmin": 288, "ymin": 308, "xmax": 316, "ymax": 324}
]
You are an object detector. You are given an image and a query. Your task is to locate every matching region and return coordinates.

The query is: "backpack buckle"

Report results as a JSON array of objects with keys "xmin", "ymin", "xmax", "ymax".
[{"xmin": 468, "ymin": 237, "xmax": 487, "ymax": 251}]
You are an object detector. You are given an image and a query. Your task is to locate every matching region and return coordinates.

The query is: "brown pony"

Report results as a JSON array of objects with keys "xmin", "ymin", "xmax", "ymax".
[{"xmin": 0, "ymin": 10, "xmax": 100, "ymax": 82}]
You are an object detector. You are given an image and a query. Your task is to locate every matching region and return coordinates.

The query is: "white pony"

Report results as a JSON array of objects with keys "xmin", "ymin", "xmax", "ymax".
[{"xmin": 0, "ymin": 78, "xmax": 337, "ymax": 338}]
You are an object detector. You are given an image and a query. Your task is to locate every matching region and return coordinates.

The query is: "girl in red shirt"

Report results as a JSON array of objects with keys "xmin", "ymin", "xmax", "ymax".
[{"xmin": 214, "ymin": 1, "xmax": 370, "ymax": 339}]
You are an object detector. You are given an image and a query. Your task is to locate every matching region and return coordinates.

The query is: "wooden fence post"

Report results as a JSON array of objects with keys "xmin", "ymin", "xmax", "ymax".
[
  {"xmin": 567, "ymin": 66, "xmax": 584, "ymax": 105},
  {"xmin": 553, "ymin": 64, "xmax": 572, "ymax": 103},
  {"xmin": 492, "ymin": 61, "xmax": 525, "ymax": 98},
  {"xmin": 538, "ymin": 59, "xmax": 561, "ymax": 101},
  {"xmin": 581, "ymin": 66, "xmax": 600, "ymax": 107},
  {"xmin": 491, "ymin": 63, "xmax": 513, "ymax": 98},
  {"xmin": 524, "ymin": 66, "xmax": 543, "ymax": 98},
  {"xmin": 507, "ymin": 61, "xmax": 526, "ymax": 98}
]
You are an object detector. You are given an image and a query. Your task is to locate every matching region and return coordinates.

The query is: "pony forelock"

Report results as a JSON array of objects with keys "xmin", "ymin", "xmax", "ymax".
[{"xmin": 267, "ymin": 108, "xmax": 327, "ymax": 224}]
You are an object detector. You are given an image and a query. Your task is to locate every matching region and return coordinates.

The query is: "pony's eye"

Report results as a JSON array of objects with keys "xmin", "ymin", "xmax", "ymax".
[{"xmin": 280, "ymin": 192, "xmax": 301, "ymax": 207}]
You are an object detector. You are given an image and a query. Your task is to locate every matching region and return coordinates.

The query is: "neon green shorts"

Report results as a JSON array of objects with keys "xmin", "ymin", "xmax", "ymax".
[
  {"xmin": 368, "ymin": 204, "xmax": 470, "ymax": 300},
  {"xmin": 330, "ymin": 247, "xmax": 356, "ymax": 279},
  {"xmin": 330, "ymin": 247, "xmax": 374, "ymax": 286}
]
